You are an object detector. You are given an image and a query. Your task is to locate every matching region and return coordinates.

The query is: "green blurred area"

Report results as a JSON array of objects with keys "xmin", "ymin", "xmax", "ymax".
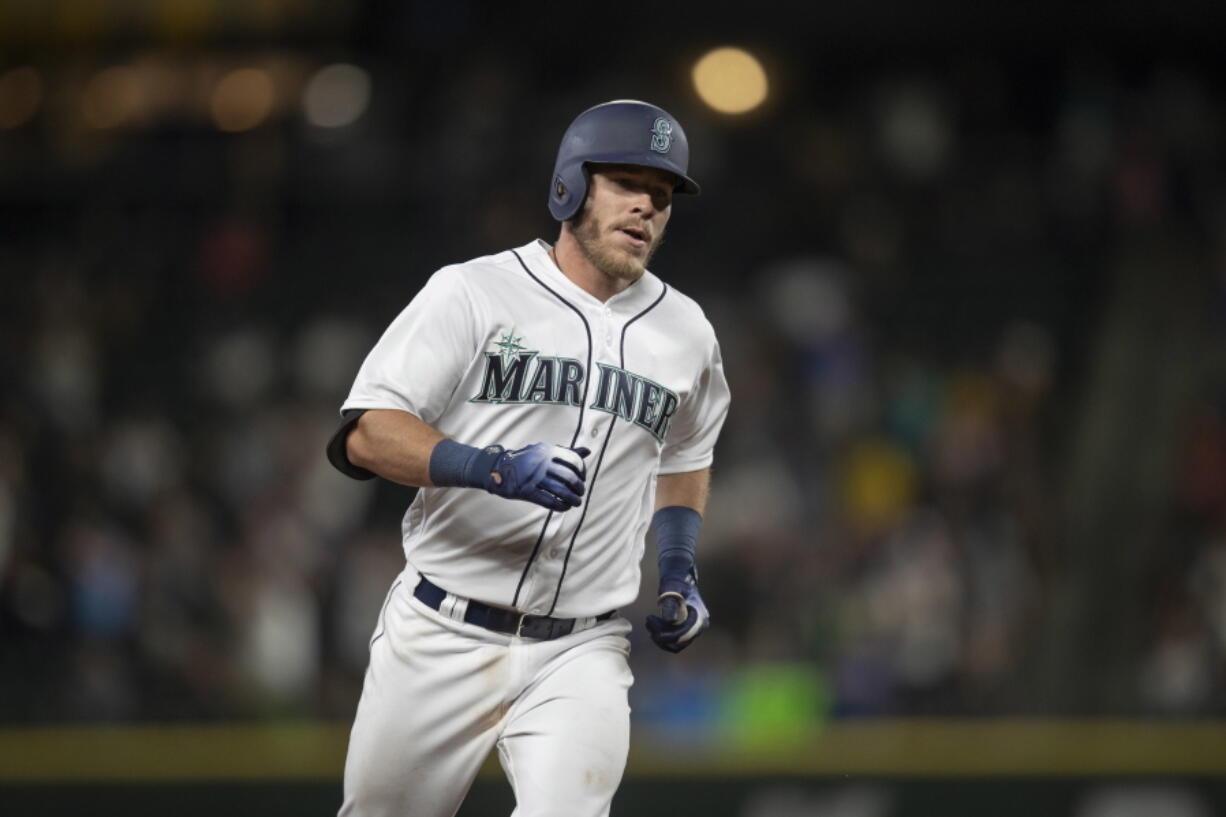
[{"xmin": 721, "ymin": 663, "xmax": 831, "ymax": 749}]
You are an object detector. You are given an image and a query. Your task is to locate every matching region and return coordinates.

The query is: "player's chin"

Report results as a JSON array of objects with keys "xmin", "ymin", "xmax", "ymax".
[
  {"xmin": 611, "ymin": 245, "xmax": 648, "ymax": 275},
  {"xmin": 591, "ymin": 243, "xmax": 646, "ymax": 282},
  {"xmin": 622, "ymin": 257, "xmax": 647, "ymax": 277}
]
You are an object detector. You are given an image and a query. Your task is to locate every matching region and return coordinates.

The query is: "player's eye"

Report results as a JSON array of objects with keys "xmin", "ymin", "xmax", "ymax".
[{"xmin": 612, "ymin": 176, "xmax": 671, "ymax": 207}]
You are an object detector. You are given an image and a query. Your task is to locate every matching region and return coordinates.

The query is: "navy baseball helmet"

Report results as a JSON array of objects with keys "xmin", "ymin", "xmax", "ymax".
[{"xmin": 548, "ymin": 99, "xmax": 701, "ymax": 222}]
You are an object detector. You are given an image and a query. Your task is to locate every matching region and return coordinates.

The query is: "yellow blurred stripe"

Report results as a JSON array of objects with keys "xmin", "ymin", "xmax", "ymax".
[
  {"xmin": 0, "ymin": 723, "xmax": 351, "ymax": 782},
  {"xmin": 0, "ymin": 720, "xmax": 1224, "ymax": 781},
  {"xmin": 632, "ymin": 720, "xmax": 1226, "ymax": 777}
]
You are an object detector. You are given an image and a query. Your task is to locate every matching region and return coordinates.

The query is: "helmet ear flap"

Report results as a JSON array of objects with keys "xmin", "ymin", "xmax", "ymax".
[{"xmin": 549, "ymin": 162, "xmax": 589, "ymax": 222}]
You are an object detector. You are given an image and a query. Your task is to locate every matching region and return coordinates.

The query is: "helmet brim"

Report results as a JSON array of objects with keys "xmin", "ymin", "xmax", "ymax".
[{"xmin": 583, "ymin": 156, "xmax": 701, "ymax": 197}]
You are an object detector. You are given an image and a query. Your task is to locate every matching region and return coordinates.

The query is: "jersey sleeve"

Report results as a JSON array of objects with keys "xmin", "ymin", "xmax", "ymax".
[
  {"xmin": 341, "ymin": 267, "xmax": 481, "ymax": 426},
  {"xmin": 658, "ymin": 335, "xmax": 731, "ymax": 475}
]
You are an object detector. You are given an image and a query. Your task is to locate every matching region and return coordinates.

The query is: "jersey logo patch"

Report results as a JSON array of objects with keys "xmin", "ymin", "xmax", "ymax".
[
  {"xmin": 493, "ymin": 329, "xmax": 532, "ymax": 365},
  {"xmin": 650, "ymin": 117, "xmax": 673, "ymax": 154}
]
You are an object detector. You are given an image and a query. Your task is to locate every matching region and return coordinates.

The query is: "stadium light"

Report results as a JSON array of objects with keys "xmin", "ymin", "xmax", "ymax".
[{"xmin": 692, "ymin": 47, "xmax": 768, "ymax": 115}]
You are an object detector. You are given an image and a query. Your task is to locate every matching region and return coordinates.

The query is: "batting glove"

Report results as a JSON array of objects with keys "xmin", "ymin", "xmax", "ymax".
[
  {"xmin": 481, "ymin": 443, "xmax": 591, "ymax": 512},
  {"xmin": 645, "ymin": 569, "xmax": 710, "ymax": 653}
]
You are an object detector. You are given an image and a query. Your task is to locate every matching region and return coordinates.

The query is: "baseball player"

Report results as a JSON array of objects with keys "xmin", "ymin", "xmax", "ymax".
[{"xmin": 326, "ymin": 99, "xmax": 730, "ymax": 817}]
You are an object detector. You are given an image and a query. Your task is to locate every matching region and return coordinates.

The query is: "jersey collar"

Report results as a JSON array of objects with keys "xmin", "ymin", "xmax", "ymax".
[{"xmin": 522, "ymin": 239, "xmax": 663, "ymax": 315}]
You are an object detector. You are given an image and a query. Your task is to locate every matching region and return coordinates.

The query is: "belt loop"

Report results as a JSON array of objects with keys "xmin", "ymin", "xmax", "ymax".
[
  {"xmin": 440, "ymin": 593, "xmax": 467, "ymax": 623},
  {"xmin": 515, "ymin": 612, "xmax": 529, "ymax": 638}
]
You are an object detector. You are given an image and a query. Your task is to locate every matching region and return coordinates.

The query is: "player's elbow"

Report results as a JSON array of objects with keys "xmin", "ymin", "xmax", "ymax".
[{"xmin": 346, "ymin": 415, "xmax": 378, "ymax": 472}]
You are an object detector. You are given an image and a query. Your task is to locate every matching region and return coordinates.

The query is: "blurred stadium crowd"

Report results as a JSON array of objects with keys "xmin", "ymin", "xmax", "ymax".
[{"xmin": 1, "ymin": 37, "xmax": 1225, "ymax": 729}]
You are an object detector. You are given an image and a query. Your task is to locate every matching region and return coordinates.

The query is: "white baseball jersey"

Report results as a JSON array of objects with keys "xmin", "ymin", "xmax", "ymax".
[{"xmin": 341, "ymin": 239, "xmax": 730, "ymax": 619}]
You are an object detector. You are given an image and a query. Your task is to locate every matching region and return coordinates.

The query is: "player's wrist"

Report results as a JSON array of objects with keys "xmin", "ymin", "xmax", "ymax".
[
  {"xmin": 429, "ymin": 438, "xmax": 504, "ymax": 488},
  {"xmin": 657, "ymin": 551, "xmax": 696, "ymax": 581},
  {"xmin": 652, "ymin": 505, "xmax": 701, "ymax": 580}
]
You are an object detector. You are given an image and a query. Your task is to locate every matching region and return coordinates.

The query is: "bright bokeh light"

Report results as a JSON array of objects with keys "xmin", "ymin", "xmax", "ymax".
[
  {"xmin": 692, "ymin": 47, "xmax": 768, "ymax": 115},
  {"xmin": 211, "ymin": 68, "xmax": 274, "ymax": 132},
  {"xmin": 81, "ymin": 66, "xmax": 144, "ymax": 129},
  {"xmin": 0, "ymin": 67, "xmax": 43, "ymax": 129},
  {"xmin": 303, "ymin": 63, "xmax": 371, "ymax": 129}
]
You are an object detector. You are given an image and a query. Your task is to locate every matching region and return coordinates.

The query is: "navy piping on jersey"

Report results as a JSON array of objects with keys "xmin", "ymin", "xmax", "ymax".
[
  {"xmin": 545, "ymin": 278, "xmax": 670, "ymax": 616},
  {"xmin": 368, "ymin": 577, "xmax": 403, "ymax": 649},
  {"xmin": 509, "ymin": 249, "xmax": 594, "ymax": 609}
]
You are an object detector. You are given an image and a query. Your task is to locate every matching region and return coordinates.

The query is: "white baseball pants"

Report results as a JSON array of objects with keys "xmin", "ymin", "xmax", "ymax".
[{"xmin": 338, "ymin": 569, "xmax": 634, "ymax": 817}]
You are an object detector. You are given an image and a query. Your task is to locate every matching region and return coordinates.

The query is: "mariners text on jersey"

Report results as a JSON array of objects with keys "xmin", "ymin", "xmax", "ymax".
[{"xmin": 470, "ymin": 351, "xmax": 681, "ymax": 442}]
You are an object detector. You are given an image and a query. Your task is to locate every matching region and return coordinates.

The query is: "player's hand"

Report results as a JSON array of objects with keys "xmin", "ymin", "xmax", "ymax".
[
  {"xmin": 645, "ymin": 569, "xmax": 709, "ymax": 653},
  {"xmin": 483, "ymin": 443, "xmax": 591, "ymax": 512}
]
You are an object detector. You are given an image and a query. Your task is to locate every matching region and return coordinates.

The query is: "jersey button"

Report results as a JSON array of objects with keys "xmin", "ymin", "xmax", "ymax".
[
  {"xmin": 590, "ymin": 426, "xmax": 600, "ymax": 438},
  {"xmin": 549, "ymin": 548, "xmax": 561, "ymax": 559}
]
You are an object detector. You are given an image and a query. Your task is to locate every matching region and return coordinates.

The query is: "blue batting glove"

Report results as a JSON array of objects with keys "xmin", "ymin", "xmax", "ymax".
[
  {"xmin": 481, "ymin": 443, "xmax": 591, "ymax": 512},
  {"xmin": 645, "ymin": 568, "xmax": 710, "ymax": 653}
]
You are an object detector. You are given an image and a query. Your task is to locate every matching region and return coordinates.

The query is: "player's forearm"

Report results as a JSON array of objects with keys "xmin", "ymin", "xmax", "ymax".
[
  {"xmin": 343, "ymin": 409, "xmax": 590, "ymax": 511},
  {"xmin": 654, "ymin": 468, "xmax": 710, "ymax": 514},
  {"xmin": 347, "ymin": 409, "xmax": 445, "ymax": 487},
  {"xmin": 648, "ymin": 468, "xmax": 711, "ymax": 652}
]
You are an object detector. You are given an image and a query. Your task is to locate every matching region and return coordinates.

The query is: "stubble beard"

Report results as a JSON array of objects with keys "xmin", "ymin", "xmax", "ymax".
[{"xmin": 572, "ymin": 209, "xmax": 664, "ymax": 286}]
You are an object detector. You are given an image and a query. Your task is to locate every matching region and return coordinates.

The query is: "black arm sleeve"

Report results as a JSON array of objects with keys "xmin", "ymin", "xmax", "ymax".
[{"xmin": 326, "ymin": 409, "xmax": 376, "ymax": 480}]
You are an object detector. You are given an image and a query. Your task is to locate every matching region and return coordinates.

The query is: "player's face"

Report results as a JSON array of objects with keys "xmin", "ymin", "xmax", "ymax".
[{"xmin": 572, "ymin": 164, "xmax": 674, "ymax": 285}]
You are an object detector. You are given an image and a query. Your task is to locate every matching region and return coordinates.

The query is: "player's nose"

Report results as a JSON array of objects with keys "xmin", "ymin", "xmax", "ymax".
[{"xmin": 628, "ymin": 189, "xmax": 657, "ymax": 216}]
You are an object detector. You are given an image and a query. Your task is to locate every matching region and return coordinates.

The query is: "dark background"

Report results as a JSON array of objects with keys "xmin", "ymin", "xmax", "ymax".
[{"xmin": 1, "ymin": 1, "xmax": 1225, "ymax": 815}]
